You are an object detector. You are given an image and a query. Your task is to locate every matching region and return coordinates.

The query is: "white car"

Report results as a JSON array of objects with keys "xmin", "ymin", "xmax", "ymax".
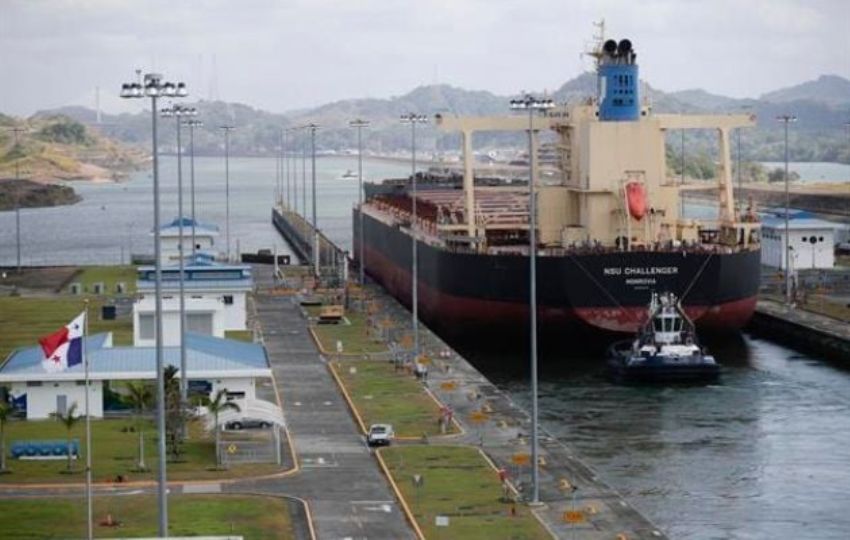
[{"xmin": 366, "ymin": 424, "xmax": 394, "ymax": 447}]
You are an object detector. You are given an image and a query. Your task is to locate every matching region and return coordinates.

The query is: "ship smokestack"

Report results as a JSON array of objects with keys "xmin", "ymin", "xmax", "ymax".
[{"xmin": 598, "ymin": 37, "xmax": 640, "ymax": 121}]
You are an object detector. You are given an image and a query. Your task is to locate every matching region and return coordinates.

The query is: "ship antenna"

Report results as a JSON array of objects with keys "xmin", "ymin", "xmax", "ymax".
[
  {"xmin": 583, "ymin": 19, "xmax": 606, "ymax": 71},
  {"xmin": 582, "ymin": 19, "xmax": 606, "ymax": 102}
]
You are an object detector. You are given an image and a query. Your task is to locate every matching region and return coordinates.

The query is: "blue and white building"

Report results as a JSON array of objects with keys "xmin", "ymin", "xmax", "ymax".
[
  {"xmin": 156, "ymin": 217, "xmax": 220, "ymax": 264},
  {"xmin": 0, "ymin": 333, "xmax": 272, "ymax": 419},
  {"xmin": 133, "ymin": 256, "xmax": 253, "ymax": 347},
  {"xmin": 761, "ymin": 211, "xmax": 841, "ymax": 270}
]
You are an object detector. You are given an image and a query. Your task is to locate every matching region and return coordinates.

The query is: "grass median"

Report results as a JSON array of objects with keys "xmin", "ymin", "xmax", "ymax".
[
  {"xmin": 382, "ymin": 446, "xmax": 550, "ymax": 540},
  {"xmin": 0, "ymin": 494, "xmax": 297, "ymax": 539},
  {"xmin": 0, "ymin": 418, "xmax": 280, "ymax": 484},
  {"xmin": 0, "ymin": 296, "xmax": 133, "ymax": 360},
  {"xmin": 307, "ymin": 306, "xmax": 387, "ymax": 355},
  {"xmin": 331, "ymin": 359, "xmax": 457, "ymax": 438}
]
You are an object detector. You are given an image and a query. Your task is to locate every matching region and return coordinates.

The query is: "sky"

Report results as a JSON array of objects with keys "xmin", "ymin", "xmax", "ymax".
[{"xmin": 0, "ymin": 0, "xmax": 848, "ymax": 116}]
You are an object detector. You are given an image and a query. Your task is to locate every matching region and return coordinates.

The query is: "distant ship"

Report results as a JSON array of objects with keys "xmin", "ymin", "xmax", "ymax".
[
  {"xmin": 353, "ymin": 37, "xmax": 761, "ymax": 346},
  {"xmin": 340, "ymin": 169, "xmax": 359, "ymax": 180}
]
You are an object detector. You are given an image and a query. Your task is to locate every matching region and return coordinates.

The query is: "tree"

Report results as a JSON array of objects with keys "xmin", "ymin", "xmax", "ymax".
[
  {"xmin": 163, "ymin": 366, "xmax": 193, "ymax": 461},
  {"xmin": 55, "ymin": 403, "xmax": 81, "ymax": 472},
  {"xmin": 205, "ymin": 389, "xmax": 240, "ymax": 468},
  {"xmin": 123, "ymin": 381, "xmax": 153, "ymax": 471},
  {"xmin": 0, "ymin": 400, "xmax": 11, "ymax": 473}
]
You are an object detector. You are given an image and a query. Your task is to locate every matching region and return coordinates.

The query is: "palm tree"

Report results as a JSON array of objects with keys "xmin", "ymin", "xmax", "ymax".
[
  {"xmin": 123, "ymin": 381, "xmax": 153, "ymax": 471},
  {"xmin": 0, "ymin": 401, "xmax": 12, "ymax": 474},
  {"xmin": 206, "ymin": 389, "xmax": 240, "ymax": 468},
  {"xmin": 55, "ymin": 403, "xmax": 81, "ymax": 472}
]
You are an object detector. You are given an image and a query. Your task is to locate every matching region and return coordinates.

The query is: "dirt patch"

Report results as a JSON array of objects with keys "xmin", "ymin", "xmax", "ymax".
[{"xmin": 0, "ymin": 266, "xmax": 80, "ymax": 292}]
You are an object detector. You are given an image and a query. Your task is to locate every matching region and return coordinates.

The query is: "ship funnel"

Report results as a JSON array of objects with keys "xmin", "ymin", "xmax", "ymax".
[{"xmin": 598, "ymin": 37, "xmax": 640, "ymax": 121}]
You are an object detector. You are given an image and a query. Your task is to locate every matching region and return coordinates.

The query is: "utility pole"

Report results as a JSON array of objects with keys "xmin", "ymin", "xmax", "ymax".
[
  {"xmin": 777, "ymin": 114, "xmax": 797, "ymax": 306},
  {"xmin": 220, "ymin": 125, "xmax": 235, "ymax": 261},
  {"xmin": 121, "ymin": 72, "xmax": 188, "ymax": 537},
  {"xmin": 9, "ymin": 127, "xmax": 25, "ymax": 274},
  {"xmin": 350, "ymin": 119, "xmax": 370, "ymax": 285},
  {"xmin": 399, "ymin": 113, "xmax": 428, "ymax": 359},
  {"xmin": 307, "ymin": 124, "xmax": 320, "ymax": 276},
  {"xmin": 510, "ymin": 94, "xmax": 554, "ymax": 506}
]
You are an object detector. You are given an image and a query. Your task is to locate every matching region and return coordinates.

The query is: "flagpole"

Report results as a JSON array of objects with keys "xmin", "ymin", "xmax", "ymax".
[{"xmin": 83, "ymin": 300, "xmax": 93, "ymax": 540}]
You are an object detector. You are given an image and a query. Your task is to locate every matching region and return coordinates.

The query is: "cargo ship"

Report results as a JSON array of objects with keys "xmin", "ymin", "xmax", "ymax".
[{"xmin": 353, "ymin": 37, "xmax": 761, "ymax": 346}]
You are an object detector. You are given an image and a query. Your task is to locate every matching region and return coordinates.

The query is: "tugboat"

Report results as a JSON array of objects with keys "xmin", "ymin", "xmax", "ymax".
[{"xmin": 607, "ymin": 292, "xmax": 719, "ymax": 383}]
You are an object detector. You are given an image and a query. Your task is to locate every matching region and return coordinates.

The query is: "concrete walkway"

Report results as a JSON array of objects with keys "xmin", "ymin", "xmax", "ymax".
[
  {"xmin": 239, "ymin": 265, "xmax": 414, "ymax": 539},
  {"xmin": 371, "ymin": 282, "xmax": 669, "ymax": 540},
  {"xmin": 756, "ymin": 298, "xmax": 850, "ymax": 341}
]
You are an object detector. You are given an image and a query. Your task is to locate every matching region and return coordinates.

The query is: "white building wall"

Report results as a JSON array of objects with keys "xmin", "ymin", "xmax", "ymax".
[
  {"xmin": 209, "ymin": 377, "xmax": 256, "ymax": 402},
  {"xmin": 134, "ymin": 296, "xmax": 224, "ymax": 346},
  {"xmin": 160, "ymin": 235, "xmax": 217, "ymax": 264},
  {"xmin": 761, "ymin": 227, "xmax": 835, "ymax": 270},
  {"xmin": 223, "ymin": 292, "xmax": 248, "ymax": 331},
  {"xmin": 11, "ymin": 381, "xmax": 104, "ymax": 420}
]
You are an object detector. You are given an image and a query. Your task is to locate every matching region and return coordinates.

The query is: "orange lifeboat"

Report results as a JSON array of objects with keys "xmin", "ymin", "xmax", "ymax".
[{"xmin": 625, "ymin": 182, "xmax": 647, "ymax": 220}]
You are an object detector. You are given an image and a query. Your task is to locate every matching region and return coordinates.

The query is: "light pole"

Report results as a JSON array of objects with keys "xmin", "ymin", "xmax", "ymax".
[
  {"xmin": 350, "ymin": 119, "xmax": 370, "ymax": 285},
  {"xmin": 280, "ymin": 128, "xmax": 289, "ymax": 208},
  {"xmin": 510, "ymin": 93, "xmax": 554, "ymax": 506},
  {"xmin": 399, "ymin": 113, "xmax": 428, "ymax": 359},
  {"xmin": 680, "ymin": 127, "xmax": 685, "ymax": 185},
  {"xmin": 161, "ymin": 104, "xmax": 196, "ymax": 412},
  {"xmin": 220, "ymin": 125, "xmax": 235, "ymax": 261},
  {"xmin": 287, "ymin": 128, "xmax": 298, "ymax": 215},
  {"xmin": 777, "ymin": 114, "xmax": 797, "ymax": 306},
  {"xmin": 844, "ymin": 121, "xmax": 850, "ymax": 183},
  {"xmin": 8, "ymin": 127, "xmax": 25, "ymax": 273},
  {"xmin": 301, "ymin": 126, "xmax": 308, "ymax": 223},
  {"xmin": 306, "ymin": 124, "xmax": 320, "ymax": 276},
  {"xmin": 121, "ymin": 72, "xmax": 187, "ymax": 537},
  {"xmin": 274, "ymin": 129, "xmax": 281, "ymax": 208},
  {"xmin": 184, "ymin": 118, "xmax": 203, "ymax": 258}
]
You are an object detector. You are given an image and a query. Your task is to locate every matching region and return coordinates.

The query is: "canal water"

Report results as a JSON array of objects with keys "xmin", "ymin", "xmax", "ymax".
[
  {"xmin": 2, "ymin": 156, "xmax": 849, "ymax": 538},
  {"xmin": 473, "ymin": 337, "xmax": 850, "ymax": 540}
]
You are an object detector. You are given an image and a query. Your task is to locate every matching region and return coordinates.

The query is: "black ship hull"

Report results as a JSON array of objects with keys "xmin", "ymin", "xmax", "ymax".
[{"xmin": 354, "ymin": 209, "xmax": 761, "ymax": 347}]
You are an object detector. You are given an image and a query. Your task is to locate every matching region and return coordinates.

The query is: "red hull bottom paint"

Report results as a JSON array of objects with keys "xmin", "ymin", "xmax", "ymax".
[{"xmin": 363, "ymin": 245, "xmax": 757, "ymax": 338}]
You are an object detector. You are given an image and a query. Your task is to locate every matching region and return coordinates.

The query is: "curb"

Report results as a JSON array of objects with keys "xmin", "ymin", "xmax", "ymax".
[
  {"xmin": 326, "ymin": 361, "xmax": 369, "ymax": 435},
  {"xmin": 374, "ymin": 447, "xmax": 426, "ymax": 540},
  {"xmin": 308, "ymin": 324, "xmax": 389, "ymax": 358}
]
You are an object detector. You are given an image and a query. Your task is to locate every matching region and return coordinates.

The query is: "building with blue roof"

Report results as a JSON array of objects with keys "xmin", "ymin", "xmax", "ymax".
[
  {"xmin": 0, "ymin": 332, "xmax": 272, "ymax": 419},
  {"xmin": 133, "ymin": 256, "xmax": 254, "ymax": 346},
  {"xmin": 761, "ymin": 210, "xmax": 842, "ymax": 270},
  {"xmin": 155, "ymin": 217, "xmax": 220, "ymax": 264}
]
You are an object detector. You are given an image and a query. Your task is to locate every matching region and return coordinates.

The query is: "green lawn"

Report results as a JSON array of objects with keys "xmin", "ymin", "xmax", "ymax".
[
  {"xmin": 382, "ymin": 446, "xmax": 550, "ymax": 540},
  {"xmin": 0, "ymin": 494, "xmax": 297, "ymax": 539},
  {"xmin": 67, "ymin": 266, "xmax": 137, "ymax": 295},
  {"xmin": 0, "ymin": 418, "xmax": 280, "ymax": 484},
  {"xmin": 312, "ymin": 310, "xmax": 387, "ymax": 354},
  {"xmin": 0, "ymin": 296, "xmax": 133, "ymax": 361},
  {"xmin": 332, "ymin": 360, "xmax": 456, "ymax": 438},
  {"xmin": 225, "ymin": 329, "xmax": 255, "ymax": 342}
]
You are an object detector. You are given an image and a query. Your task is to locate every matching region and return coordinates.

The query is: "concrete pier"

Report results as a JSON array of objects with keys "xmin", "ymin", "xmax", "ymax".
[
  {"xmin": 271, "ymin": 207, "xmax": 669, "ymax": 539},
  {"xmin": 750, "ymin": 299, "xmax": 850, "ymax": 361}
]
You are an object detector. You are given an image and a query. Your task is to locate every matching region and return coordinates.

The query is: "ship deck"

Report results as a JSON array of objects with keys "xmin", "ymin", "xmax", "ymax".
[{"xmin": 363, "ymin": 190, "xmax": 759, "ymax": 257}]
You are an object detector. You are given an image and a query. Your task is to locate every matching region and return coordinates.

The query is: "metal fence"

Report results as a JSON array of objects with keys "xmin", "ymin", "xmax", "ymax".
[{"xmin": 218, "ymin": 428, "xmax": 283, "ymax": 465}]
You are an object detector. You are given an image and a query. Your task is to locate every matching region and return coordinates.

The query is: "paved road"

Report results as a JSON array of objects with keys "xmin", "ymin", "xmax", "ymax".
[{"xmin": 239, "ymin": 266, "xmax": 413, "ymax": 540}]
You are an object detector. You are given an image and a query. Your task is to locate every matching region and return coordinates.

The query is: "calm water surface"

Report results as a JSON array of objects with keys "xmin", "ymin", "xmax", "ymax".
[
  {"xmin": 478, "ymin": 337, "xmax": 850, "ymax": 540},
  {"xmin": 3, "ymin": 156, "xmax": 849, "ymax": 538},
  {"xmin": 0, "ymin": 156, "xmax": 410, "ymax": 266}
]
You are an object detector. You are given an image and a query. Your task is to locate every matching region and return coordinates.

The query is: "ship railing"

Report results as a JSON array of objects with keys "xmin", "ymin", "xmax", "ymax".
[{"xmin": 434, "ymin": 240, "xmax": 760, "ymax": 256}]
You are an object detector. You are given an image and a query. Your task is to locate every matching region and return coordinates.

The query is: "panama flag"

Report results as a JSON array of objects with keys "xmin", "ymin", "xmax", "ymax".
[{"xmin": 39, "ymin": 312, "xmax": 86, "ymax": 373}]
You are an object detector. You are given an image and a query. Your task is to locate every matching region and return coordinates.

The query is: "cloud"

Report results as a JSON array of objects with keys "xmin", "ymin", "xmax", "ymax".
[{"xmin": 0, "ymin": 0, "xmax": 847, "ymax": 116}]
